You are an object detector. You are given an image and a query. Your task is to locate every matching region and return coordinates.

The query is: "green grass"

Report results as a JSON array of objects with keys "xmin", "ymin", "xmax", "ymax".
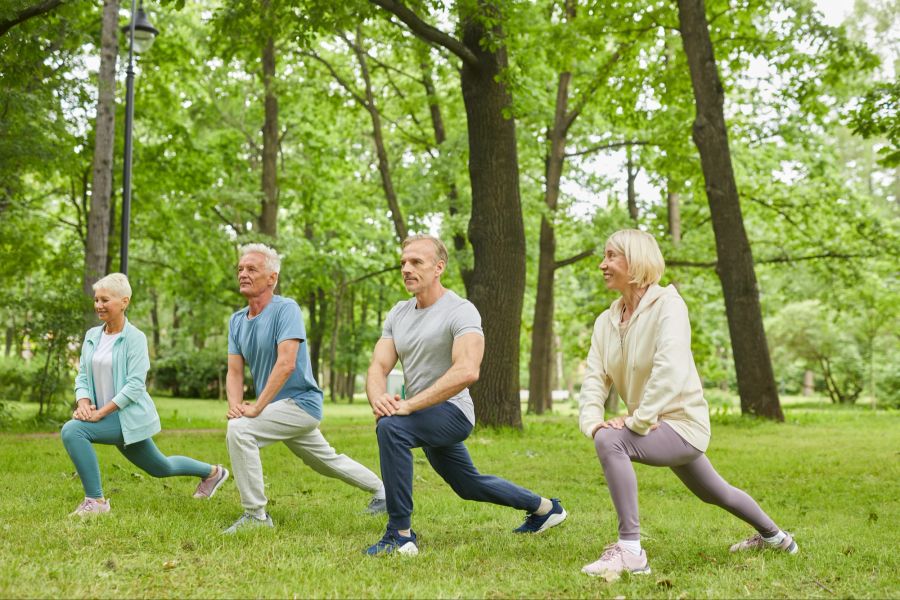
[{"xmin": 0, "ymin": 399, "xmax": 897, "ymax": 598}]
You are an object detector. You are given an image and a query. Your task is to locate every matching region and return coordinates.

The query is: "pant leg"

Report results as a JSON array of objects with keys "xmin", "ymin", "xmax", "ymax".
[
  {"xmin": 60, "ymin": 413, "xmax": 128, "ymax": 499},
  {"xmin": 423, "ymin": 441, "xmax": 541, "ymax": 513},
  {"xmin": 225, "ymin": 400, "xmax": 316, "ymax": 514},
  {"xmin": 594, "ymin": 422, "xmax": 702, "ymax": 540},
  {"xmin": 279, "ymin": 402, "xmax": 382, "ymax": 493},
  {"xmin": 670, "ymin": 455, "xmax": 779, "ymax": 536},
  {"xmin": 117, "ymin": 437, "xmax": 212, "ymax": 479},
  {"xmin": 376, "ymin": 402, "xmax": 475, "ymax": 530}
]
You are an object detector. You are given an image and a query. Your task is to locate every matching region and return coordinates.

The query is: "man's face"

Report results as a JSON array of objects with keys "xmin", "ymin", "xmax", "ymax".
[
  {"xmin": 400, "ymin": 240, "xmax": 443, "ymax": 295},
  {"xmin": 237, "ymin": 252, "xmax": 277, "ymax": 298}
]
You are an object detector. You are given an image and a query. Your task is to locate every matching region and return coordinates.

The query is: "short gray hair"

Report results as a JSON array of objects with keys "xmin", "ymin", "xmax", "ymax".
[
  {"xmin": 402, "ymin": 234, "xmax": 449, "ymax": 267},
  {"xmin": 92, "ymin": 273, "xmax": 132, "ymax": 299},
  {"xmin": 239, "ymin": 243, "xmax": 281, "ymax": 274}
]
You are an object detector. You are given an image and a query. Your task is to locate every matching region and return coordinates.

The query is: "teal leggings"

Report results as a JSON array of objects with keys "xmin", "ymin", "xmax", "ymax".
[{"xmin": 61, "ymin": 412, "xmax": 212, "ymax": 499}]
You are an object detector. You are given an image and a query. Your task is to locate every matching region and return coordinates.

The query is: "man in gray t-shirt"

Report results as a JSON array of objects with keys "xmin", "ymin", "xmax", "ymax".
[{"xmin": 363, "ymin": 235, "xmax": 567, "ymax": 556}]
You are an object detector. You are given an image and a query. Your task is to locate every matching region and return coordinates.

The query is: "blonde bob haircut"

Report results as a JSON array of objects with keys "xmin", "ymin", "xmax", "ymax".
[
  {"xmin": 92, "ymin": 272, "xmax": 132, "ymax": 300},
  {"xmin": 605, "ymin": 229, "xmax": 665, "ymax": 287}
]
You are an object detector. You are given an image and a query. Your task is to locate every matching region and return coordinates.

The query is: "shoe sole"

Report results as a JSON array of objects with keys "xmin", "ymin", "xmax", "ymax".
[
  {"xmin": 535, "ymin": 508, "xmax": 568, "ymax": 533},
  {"xmin": 582, "ymin": 566, "xmax": 651, "ymax": 577}
]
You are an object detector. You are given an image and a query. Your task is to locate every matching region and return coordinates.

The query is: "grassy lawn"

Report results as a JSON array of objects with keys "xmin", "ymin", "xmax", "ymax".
[{"xmin": 0, "ymin": 397, "xmax": 897, "ymax": 598}]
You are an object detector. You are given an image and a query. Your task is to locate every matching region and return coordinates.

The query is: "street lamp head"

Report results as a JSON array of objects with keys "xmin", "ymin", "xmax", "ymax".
[{"xmin": 122, "ymin": 5, "xmax": 158, "ymax": 54}]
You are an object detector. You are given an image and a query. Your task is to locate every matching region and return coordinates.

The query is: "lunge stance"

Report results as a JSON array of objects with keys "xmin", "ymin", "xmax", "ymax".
[
  {"xmin": 578, "ymin": 229, "xmax": 798, "ymax": 578},
  {"xmin": 364, "ymin": 235, "xmax": 566, "ymax": 556},
  {"xmin": 224, "ymin": 244, "xmax": 384, "ymax": 533},
  {"xmin": 62, "ymin": 273, "xmax": 227, "ymax": 517}
]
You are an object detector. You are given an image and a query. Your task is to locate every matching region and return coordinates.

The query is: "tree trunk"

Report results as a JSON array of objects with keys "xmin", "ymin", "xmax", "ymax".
[
  {"xmin": 421, "ymin": 52, "xmax": 472, "ymax": 291},
  {"xmin": 83, "ymin": 0, "xmax": 119, "ymax": 322},
  {"xmin": 529, "ymin": 69, "xmax": 571, "ymax": 415},
  {"xmin": 352, "ymin": 29, "xmax": 407, "ymax": 242},
  {"xmin": 667, "ymin": 187, "xmax": 681, "ymax": 246},
  {"xmin": 626, "ymin": 145, "xmax": 638, "ymax": 221},
  {"xmin": 258, "ymin": 17, "xmax": 278, "ymax": 237},
  {"xmin": 802, "ymin": 369, "xmax": 814, "ymax": 396},
  {"xmin": 677, "ymin": 0, "xmax": 783, "ymax": 420},
  {"xmin": 328, "ymin": 283, "xmax": 342, "ymax": 402},
  {"xmin": 149, "ymin": 288, "xmax": 160, "ymax": 358},
  {"xmin": 460, "ymin": 8, "xmax": 526, "ymax": 428}
]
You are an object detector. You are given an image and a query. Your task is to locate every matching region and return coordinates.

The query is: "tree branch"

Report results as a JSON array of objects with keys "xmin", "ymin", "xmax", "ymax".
[
  {"xmin": 554, "ymin": 248, "xmax": 595, "ymax": 270},
  {"xmin": 565, "ymin": 140, "xmax": 649, "ymax": 158},
  {"xmin": 302, "ymin": 49, "xmax": 369, "ymax": 108},
  {"xmin": 667, "ymin": 251, "xmax": 878, "ymax": 269},
  {"xmin": 0, "ymin": 0, "xmax": 64, "ymax": 37},
  {"xmin": 368, "ymin": 0, "xmax": 479, "ymax": 68}
]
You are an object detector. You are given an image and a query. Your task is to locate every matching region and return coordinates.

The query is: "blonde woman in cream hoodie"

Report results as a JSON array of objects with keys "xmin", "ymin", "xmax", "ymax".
[{"xmin": 578, "ymin": 229, "xmax": 797, "ymax": 578}]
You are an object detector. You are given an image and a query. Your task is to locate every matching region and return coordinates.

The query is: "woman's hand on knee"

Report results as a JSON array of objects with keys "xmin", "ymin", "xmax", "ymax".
[
  {"xmin": 73, "ymin": 399, "xmax": 93, "ymax": 421},
  {"xmin": 600, "ymin": 416, "xmax": 626, "ymax": 430}
]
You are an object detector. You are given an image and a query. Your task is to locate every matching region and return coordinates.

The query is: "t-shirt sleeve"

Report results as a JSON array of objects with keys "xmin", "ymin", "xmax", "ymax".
[
  {"xmin": 449, "ymin": 301, "xmax": 483, "ymax": 338},
  {"xmin": 277, "ymin": 301, "xmax": 306, "ymax": 344},
  {"xmin": 227, "ymin": 314, "xmax": 241, "ymax": 355},
  {"xmin": 382, "ymin": 305, "xmax": 395, "ymax": 339}
]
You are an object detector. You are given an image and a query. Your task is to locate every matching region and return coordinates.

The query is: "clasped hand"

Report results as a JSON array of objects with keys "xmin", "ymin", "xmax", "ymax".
[
  {"xmin": 226, "ymin": 402, "xmax": 263, "ymax": 420},
  {"xmin": 73, "ymin": 402, "xmax": 102, "ymax": 423},
  {"xmin": 370, "ymin": 393, "xmax": 410, "ymax": 420}
]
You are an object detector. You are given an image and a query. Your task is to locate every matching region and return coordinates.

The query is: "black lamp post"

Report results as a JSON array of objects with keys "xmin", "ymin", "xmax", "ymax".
[{"xmin": 120, "ymin": 0, "xmax": 158, "ymax": 276}]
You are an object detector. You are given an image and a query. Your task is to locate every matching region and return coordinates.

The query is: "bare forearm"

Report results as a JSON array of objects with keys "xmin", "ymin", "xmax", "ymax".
[
  {"xmin": 366, "ymin": 366, "xmax": 388, "ymax": 404},
  {"xmin": 405, "ymin": 364, "xmax": 475, "ymax": 413},
  {"xmin": 255, "ymin": 363, "xmax": 294, "ymax": 409},
  {"xmin": 226, "ymin": 372, "xmax": 244, "ymax": 408}
]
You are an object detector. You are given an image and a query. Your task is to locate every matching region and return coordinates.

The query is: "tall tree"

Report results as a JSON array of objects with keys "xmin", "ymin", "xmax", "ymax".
[
  {"xmin": 676, "ymin": 0, "xmax": 782, "ymax": 420},
  {"xmin": 370, "ymin": 0, "xmax": 527, "ymax": 427},
  {"xmin": 258, "ymin": 0, "xmax": 279, "ymax": 237},
  {"xmin": 83, "ymin": 0, "xmax": 119, "ymax": 316}
]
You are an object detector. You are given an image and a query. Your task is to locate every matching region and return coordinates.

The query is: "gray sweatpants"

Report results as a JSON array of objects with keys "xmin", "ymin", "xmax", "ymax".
[
  {"xmin": 226, "ymin": 399, "xmax": 383, "ymax": 515},
  {"xmin": 594, "ymin": 422, "xmax": 779, "ymax": 541}
]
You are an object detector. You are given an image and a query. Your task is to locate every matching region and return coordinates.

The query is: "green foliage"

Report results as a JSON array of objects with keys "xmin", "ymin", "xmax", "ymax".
[
  {"xmin": 848, "ymin": 81, "xmax": 900, "ymax": 166},
  {"xmin": 152, "ymin": 347, "xmax": 228, "ymax": 400}
]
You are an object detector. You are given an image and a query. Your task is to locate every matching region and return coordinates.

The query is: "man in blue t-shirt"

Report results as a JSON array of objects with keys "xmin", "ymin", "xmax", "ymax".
[{"xmin": 223, "ymin": 243, "xmax": 385, "ymax": 533}]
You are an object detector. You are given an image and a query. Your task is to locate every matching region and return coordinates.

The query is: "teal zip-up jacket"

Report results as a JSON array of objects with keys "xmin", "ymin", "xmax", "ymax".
[{"xmin": 74, "ymin": 318, "xmax": 161, "ymax": 445}]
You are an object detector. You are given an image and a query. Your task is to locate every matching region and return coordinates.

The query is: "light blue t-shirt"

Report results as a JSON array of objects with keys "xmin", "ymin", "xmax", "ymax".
[{"xmin": 228, "ymin": 295, "xmax": 323, "ymax": 421}]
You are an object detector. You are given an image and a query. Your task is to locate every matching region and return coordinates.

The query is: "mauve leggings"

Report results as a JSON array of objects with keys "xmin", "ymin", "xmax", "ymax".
[{"xmin": 594, "ymin": 422, "xmax": 779, "ymax": 540}]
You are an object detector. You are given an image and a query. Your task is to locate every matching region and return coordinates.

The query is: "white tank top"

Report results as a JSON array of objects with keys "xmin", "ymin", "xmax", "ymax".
[{"xmin": 91, "ymin": 331, "xmax": 121, "ymax": 408}]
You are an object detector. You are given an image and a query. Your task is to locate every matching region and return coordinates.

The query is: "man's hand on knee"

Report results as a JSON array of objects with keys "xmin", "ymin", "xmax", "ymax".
[{"xmin": 370, "ymin": 392, "xmax": 401, "ymax": 419}]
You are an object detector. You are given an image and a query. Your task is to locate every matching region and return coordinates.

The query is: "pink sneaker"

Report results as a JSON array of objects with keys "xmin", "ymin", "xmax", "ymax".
[
  {"xmin": 70, "ymin": 497, "xmax": 111, "ymax": 517},
  {"xmin": 193, "ymin": 465, "xmax": 229, "ymax": 499},
  {"xmin": 730, "ymin": 531, "xmax": 798, "ymax": 554},
  {"xmin": 581, "ymin": 543, "xmax": 651, "ymax": 578}
]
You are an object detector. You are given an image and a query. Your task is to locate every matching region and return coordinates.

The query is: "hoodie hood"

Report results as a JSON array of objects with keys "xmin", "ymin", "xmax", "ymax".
[{"xmin": 606, "ymin": 284, "xmax": 679, "ymax": 326}]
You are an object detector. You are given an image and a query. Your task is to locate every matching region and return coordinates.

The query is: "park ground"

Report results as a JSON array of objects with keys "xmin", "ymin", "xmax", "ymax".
[{"xmin": 0, "ymin": 396, "xmax": 897, "ymax": 599}]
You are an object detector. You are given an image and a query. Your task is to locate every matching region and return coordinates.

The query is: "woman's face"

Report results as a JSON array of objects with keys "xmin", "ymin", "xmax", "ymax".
[
  {"xmin": 94, "ymin": 288, "xmax": 128, "ymax": 324},
  {"xmin": 600, "ymin": 244, "xmax": 630, "ymax": 293}
]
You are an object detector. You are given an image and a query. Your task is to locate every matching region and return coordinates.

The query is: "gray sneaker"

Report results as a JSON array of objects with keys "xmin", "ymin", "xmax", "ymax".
[
  {"xmin": 364, "ymin": 495, "xmax": 387, "ymax": 515},
  {"xmin": 223, "ymin": 512, "xmax": 274, "ymax": 534},
  {"xmin": 729, "ymin": 531, "xmax": 798, "ymax": 554}
]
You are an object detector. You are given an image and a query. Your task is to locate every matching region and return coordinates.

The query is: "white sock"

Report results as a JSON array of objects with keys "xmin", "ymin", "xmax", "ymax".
[
  {"xmin": 534, "ymin": 498, "xmax": 553, "ymax": 516},
  {"xmin": 250, "ymin": 509, "xmax": 268, "ymax": 520},
  {"xmin": 762, "ymin": 530, "xmax": 786, "ymax": 545},
  {"xmin": 618, "ymin": 538, "xmax": 642, "ymax": 555}
]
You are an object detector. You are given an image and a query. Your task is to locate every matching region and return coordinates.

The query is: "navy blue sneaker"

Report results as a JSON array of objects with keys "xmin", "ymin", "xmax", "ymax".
[
  {"xmin": 513, "ymin": 498, "xmax": 567, "ymax": 533},
  {"xmin": 364, "ymin": 528, "xmax": 419, "ymax": 556}
]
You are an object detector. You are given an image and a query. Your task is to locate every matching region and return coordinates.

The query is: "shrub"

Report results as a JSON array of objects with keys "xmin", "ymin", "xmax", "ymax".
[{"xmin": 153, "ymin": 347, "xmax": 227, "ymax": 399}]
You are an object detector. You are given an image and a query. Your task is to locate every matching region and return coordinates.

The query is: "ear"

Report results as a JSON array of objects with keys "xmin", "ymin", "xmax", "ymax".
[
  {"xmin": 122, "ymin": 296, "xmax": 130, "ymax": 309},
  {"xmin": 269, "ymin": 271, "xmax": 279, "ymax": 287},
  {"xmin": 435, "ymin": 260, "xmax": 445, "ymax": 277}
]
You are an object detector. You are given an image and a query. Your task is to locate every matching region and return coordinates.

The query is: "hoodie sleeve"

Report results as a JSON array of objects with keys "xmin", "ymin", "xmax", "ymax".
[
  {"xmin": 578, "ymin": 315, "xmax": 612, "ymax": 439},
  {"xmin": 74, "ymin": 332, "xmax": 93, "ymax": 402},
  {"xmin": 111, "ymin": 329, "xmax": 150, "ymax": 409},
  {"xmin": 625, "ymin": 295, "xmax": 694, "ymax": 436}
]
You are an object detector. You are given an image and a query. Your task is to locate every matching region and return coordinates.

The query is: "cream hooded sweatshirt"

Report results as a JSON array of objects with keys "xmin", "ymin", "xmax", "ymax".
[{"xmin": 578, "ymin": 284, "xmax": 711, "ymax": 452}]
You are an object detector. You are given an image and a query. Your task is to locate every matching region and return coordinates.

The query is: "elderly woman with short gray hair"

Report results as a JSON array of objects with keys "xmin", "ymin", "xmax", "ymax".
[{"xmin": 62, "ymin": 273, "xmax": 228, "ymax": 516}]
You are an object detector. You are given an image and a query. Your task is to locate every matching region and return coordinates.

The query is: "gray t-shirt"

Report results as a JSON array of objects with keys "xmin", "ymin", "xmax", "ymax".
[{"xmin": 382, "ymin": 290, "xmax": 483, "ymax": 424}]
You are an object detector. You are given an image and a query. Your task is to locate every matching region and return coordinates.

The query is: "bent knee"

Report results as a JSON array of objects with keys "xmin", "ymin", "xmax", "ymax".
[
  {"xmin": 61, "ymin": 419, "xmax": 86, "ymax": 445},
  {"xmin": 376, "ymin": 416, "xmax": 402, "ymax": 440},
  {"xmin": 593, "ymin": 429, "xmax": 623, "ymax": 460},
  {"xmin": 226, "ymin": 418, "xmax": 252, "ymax": 442}
]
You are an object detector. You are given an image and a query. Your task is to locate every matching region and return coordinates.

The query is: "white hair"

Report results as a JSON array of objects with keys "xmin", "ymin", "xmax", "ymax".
[
  {"xmin": 92, "ymin": 273, "xmax": 132, "ymax": 299},
  {"xmin": 239, "ymin": 243, "xmax": 281, "ymax": 273}
]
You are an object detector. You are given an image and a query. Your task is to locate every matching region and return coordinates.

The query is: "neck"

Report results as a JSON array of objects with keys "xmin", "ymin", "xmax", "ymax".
[
  {"xmin": 104, "ymin": 316, "xmax": 125, "ymax": 334},
  {"xmin": 621, "ymin": 285, "xmax": 649, "ymax": 315},
  {"xmin": 247, "ymin": 291, "xmax": 275, "ymax": 317},
  {"xmin": 415, "ymin": 284, "xmax": 446, "ymax": 309}
]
